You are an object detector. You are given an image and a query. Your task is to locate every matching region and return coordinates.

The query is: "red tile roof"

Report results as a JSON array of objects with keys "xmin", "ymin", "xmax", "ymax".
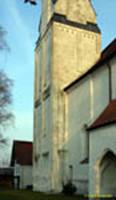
[
  {"xmin": 10, "ymin": 140, "xmax": 32, "ymax": 166},
  {"xmin": 88, "ymin": 100, "xmax": 116, "ymax": 131},
  {"xmin": 64, "ymin": 38, "xmax": 116, "ymax": 91}
]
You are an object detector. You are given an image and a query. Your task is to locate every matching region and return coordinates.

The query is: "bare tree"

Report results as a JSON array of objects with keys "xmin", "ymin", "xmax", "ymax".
[
  {"xmin": 0, "ymin": 26, "xmax": 10, "ymax": 52},
  {"xmin": 0, "ymin": 71, "xmax": 13, "ymax": 125},
  {"xmin": 0, "ymin": 26, "xmax": 13, "ymax": 146}
]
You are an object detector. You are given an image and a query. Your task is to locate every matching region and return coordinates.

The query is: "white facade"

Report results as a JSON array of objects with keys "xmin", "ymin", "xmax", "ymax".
[
  {"xmin": 34, "ymin": 0, "xmax": 116, "ymax": 197},
  {"xmin": 19, "ymin": 165, "xmax": 32, "ymax": 189},
  {"xmin": 14, "ymin": 164, "xmax": 32, "ymax": 189},
  {"xmin": 89, "ymin": 125, "xmax": 116, "ymax": 197},
  {"xmin": 65, "ymin": 54, "xmax": 116, "ymax": 196},
  {"xmin": 88, "ymin": 56, "xmax": 116, "ymax": 197}
]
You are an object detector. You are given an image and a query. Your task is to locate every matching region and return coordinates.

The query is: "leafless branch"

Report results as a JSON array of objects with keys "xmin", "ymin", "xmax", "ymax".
[{"xmin": 0, "ymin": 26, "xmax": 10, "ymax": 52}]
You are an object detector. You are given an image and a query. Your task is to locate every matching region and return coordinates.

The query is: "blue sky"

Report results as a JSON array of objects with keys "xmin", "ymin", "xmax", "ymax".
[
  {"xmin": 0, "ymin": 0, "xmax": 41, "ymax": 145},
  {"xmin": 0, "ymin": 0, "xmax": 116, "ymax": 159}
]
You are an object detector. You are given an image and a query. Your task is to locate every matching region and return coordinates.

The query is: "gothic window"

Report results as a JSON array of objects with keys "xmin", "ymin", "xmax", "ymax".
[
  {"xmin": 69, "ymin": 165, "xmax": 73, "ymax": 182},
  {"xmin": 43, "ymin": 152, "xmax": 49, "ymax": 174},
  {"xmin": 46, "ymin": 30, "xmax": 52, "ymax": 88},
  {"xmin": 42, "ymin": 100, "xmax": 46, "ymax": 136},
  {"xmin": 43, "ymin": 97, "xmax": 51, "ymax": 136},
  {"xmin": 42, "ymin": 38, "xmax": 47, "ymax": 90},
  {"xmin": 38, "ymin": 47, "xmax": 42, "ymax": 97}
]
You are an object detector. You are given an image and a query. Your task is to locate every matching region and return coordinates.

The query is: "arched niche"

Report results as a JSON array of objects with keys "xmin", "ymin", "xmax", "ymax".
[{"xmin": 99, "ymin": 150, "xmax": 116, "ymax": 196}]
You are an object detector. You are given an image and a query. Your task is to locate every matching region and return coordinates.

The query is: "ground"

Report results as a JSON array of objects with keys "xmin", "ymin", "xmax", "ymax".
[
  {"xmin": 0, "ymin": 190, "xmax": 88, "ymax": 200},
  {"xmin": 1, "ymin": 190, "xmax": 115, "ymax": 199}
]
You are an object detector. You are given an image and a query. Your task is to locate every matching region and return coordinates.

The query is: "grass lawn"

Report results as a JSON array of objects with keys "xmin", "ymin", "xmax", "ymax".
[{"xmin": 0, "ymin": 190, "xmax": 88, "ymax": 200}]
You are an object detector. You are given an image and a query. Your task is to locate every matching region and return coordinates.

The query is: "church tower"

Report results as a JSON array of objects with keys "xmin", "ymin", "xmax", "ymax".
[{"xmin": 33, "ymin": 0, "xmax": 101, "ymax": 192}]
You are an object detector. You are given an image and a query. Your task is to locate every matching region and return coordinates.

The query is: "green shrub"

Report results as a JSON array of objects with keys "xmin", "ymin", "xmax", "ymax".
[{"xmin": 62, "ymin": 181, "xmax": 77, "ymax": 195}]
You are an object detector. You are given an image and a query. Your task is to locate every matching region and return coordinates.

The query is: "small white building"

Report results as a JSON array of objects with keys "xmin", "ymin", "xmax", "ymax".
[{"xmin": 10, "ymin": 140, "xmax": 33, "ymax": 189}]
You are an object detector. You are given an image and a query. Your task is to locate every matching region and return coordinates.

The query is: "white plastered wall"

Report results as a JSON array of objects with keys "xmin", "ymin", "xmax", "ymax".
[
  {"xmin": 66, "ymin": 63, "xmax": 109, "ymax": 194},
  {"xmin": 89, "ymin": 125, "xmax": 116, "ymax": 197}
]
